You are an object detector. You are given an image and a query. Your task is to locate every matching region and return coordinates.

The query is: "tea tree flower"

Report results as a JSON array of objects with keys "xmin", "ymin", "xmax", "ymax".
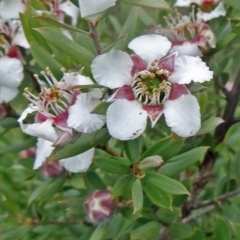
[
  {"xmin": 0, "ymin": 0, "xmax": 26, "ymax": 20},
  {"xmin": 175, "ymin": 0, "xmax": 226, "ymax": 21},
  {"xmin": 156, "ymin": 9, "xmax": 216, "ymax": 57},
  {"xmin": 18, "ymin": 68, "xmax": 105, "ymax": 142},
  {"xmin": 84, "ymin": 190, "xmax": 115, "ymax": 225},
  {"xmin": 91, "ymin": 34, "xmax": 213, "ymax": 140},
  {"xmin": 78, "ymin": 0, "xmax": 117, "ymax": 18}
]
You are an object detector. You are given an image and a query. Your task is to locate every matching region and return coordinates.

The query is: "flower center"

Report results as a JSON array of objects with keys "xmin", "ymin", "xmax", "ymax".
[
  {"xmin": 24, "ymin": 68, "xmax": 77, "ymax": 118},
  {"xmin": 131, "ymin": 62, "xmax": 172, "ymax": 106}
]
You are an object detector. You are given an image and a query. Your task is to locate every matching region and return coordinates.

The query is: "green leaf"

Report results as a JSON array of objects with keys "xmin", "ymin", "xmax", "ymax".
[
  {"xmin": 113, "ymin": 173, "xmax": 135, "ymax": 198},
  {"xmin": 156, "ymin": 207, "xmax": 181, "ymax": 224},
  {"xmin": 141, "ymin": 135, "xmax": 184, "ymax": 160},
  {"xmin": 34, "ymin": 16, "xmax": 88, "ymax": 35},
  {"xmin": 47, "ymin": 128, "xmax": 110, "ymax": 161},
  {"xmin": 142, "ymin": 178, "xmax": 172, "ymax": 209},
  {"xmin": 95, "ymin": 157, "xmax": 130, "ymax": 174},
  {"xmin": 35, "ymin": 27, "xmax": 94, "ymax": 67},
  {"xmin": 189, "ymin": 228, "xmax": 204, "ymax": 240},
  {"xmin": 214, "ymin": 217, "xmax": 231, "ymax": 240},
  {"xmin": 169, "ymin": 222, "xmax": 192, "ymax": 240},
  {"xmin": 30, "ymin": 41, "xmax": 63, "ymax": 79},
  {"xmin": 89, "ymin": 225, "xmax": 107, "ymax": 240},
  {"xmin": 84, "ymin": 171, "xmax": 106, "ymax": 189},
  {"xmin": 120, "ymin": 0, "xmax": 170, "ymax": 10},
  {"xmin": 217, "ymin": 33, "xmax": 237, "ymax": 49},
  {"xmin": 132, "ymin": 179, "xmax": 143, "ymax": 214},
  {"xmin": 159, "ymin": 147, "xmax": 209, "ymax": 177},
  {"xmin": 225, "ymin": 0, "xmax": 240, "ymax": 10},
  {"xmin": 143, "ymin": 172, "xmax": 189, "ymax": 195},
  {"xmin": 131, "ymin": 221, "xmax": 161, "ymax": 240},
  {"xmin": 0, "ymin": 138, "xmax": 36, "ymax": 154},
  {"xmin": 124, "ymin": 138, "xmax": 141, "ymax": 163},
  {"xmin": 230, "ymin": 222, "xmax": 240, "ymax": 240},
  {"xmin": 0, "ymin": 118, "xmax": 19, "ymax": 129},
  {"xmin": 28, "ymin": 180, "xmax": 50, "ymax": 205},
  {"xmin": 91, "ymin": 102, "xmax": 110, "ymax": 114},
  {"xmin": 197, "ymin": 117, "xmax": 224, "ymax": 135},
  {"xmin": 115, "ymin": 6, "xmax": 140, "ymax": 49}
]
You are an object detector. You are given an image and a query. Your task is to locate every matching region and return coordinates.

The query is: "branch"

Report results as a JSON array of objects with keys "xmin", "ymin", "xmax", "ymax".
[
  {"xmin": 88, "ymin": 22, "xmax": 101, "ymax": 54},
  {"xmin": 193, "ymin": 187, "xmax": 240, "ymax": 209}
]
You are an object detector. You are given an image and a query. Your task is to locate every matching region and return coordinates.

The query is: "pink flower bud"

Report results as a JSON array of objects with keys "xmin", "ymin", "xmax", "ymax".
[
  {"xmin": 19, "ymin": 147, "xmax": 36, "ymax": 158},
  {"xmin": 84, "ymin": 190, "xmax": 115, "ymax": 225},
  {"xmin": 41, "ymin": 161, "xmax": 64, "ymax": 178},
  {"xmin": 0, "ymin": 105, "xmax": 6, "ymax": 119}
]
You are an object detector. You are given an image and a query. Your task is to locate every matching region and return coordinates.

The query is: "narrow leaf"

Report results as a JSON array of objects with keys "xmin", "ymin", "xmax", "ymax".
[
  {"xmin": 159, "ymin": 147, "xmax": 209, "ymax": 177},
  {"xmin": 132, "ymin": 179, "xmax": 143, "ymax": 214},
  {"xmin": 120, "ymin": 0, "xmax": 170, "ymax": 9},
  {"xmin": 113, "ymin": 174, "xmax": 135, "ymax": 198},
  {"xmin": 197, "ymin": 117, "xmax": 224, "ymax": 135},
  {"xmin": 95, "ymin": 157, "xmax": 130, "ymax": 174},
  {"xmin": 91, "ymin": 102, "xmax": 111, "ymax": 115}
]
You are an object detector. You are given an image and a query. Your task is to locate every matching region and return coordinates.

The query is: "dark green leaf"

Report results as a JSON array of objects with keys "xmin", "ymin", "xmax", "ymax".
[
  {"xmin": 35, "ymin": 27, "xmax": 94, "ymax": 66},
  {"xmin": 142, "ymin": 178, "xmax": 172, "ymax": 209},
  {"xmin": 124, "ymin": 138, "xmax": 141, "ymax": 163},
  {"xmin": 89, "ymin": 225, "xmax": 106, "ymax": 240},
  {"xmin": 197, "ymin": 117, "xmax": 224, "ymax": 135},
  {"xmin": 91, "ymin": 102, "xmax": 110, "ymax": 114},
  {"xmin": 95, "ymin": 157, "xmax": 130, "ymax": 174},
  {"xmin": 131, "ymin": 221, "xmax": 161, "ymax": 239},
  {"xmin": 141, "ymin": 135, "xmax": 184, "ymax": 160},
  {"xmin": 84, "ymin": 171, "xmax": 106, "ymax": 189},
  {"xmin": 0, "ymin": 118, "xmax": 19, "ymax": 129},
  {"xmin": 120, "ymin": 0, "xmax": 170, "ymax": 9},
  {"xmin": 159, "ymin": 147, "xmax": 209, "ymax": 177},
  {"xmin": 169, "ymin": 222, "xmax": 192, "ymax": 239}
]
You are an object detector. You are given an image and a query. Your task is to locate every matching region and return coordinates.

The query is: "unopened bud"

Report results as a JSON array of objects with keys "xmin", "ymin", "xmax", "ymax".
[
  {"xmin": 41, "ymin": 161, "xmax": 64, "ymax": 178},
  {"xmin": 138, "ymin": 156, "xmax": 164, "ymax": 170},
  {"xmin": 0, "ymin": 105, "xmax": 7, "ymax": 119},
  {"xmin": 19, "ymin": 147, "xmax": 36, "ymax": 158},
  {"xmin": 84, "ymin": 190, "xmax": 115, "ymax": 225}
]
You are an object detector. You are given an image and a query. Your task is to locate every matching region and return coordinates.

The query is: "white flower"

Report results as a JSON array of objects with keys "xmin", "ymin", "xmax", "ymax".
[
  {"xmin": 91, "ymin": 34, "xmax": 213, "ymax": 140},
  {"xmin": 0, "ymin": 0, "xmax": 26, "ymax": 20},
  {"xmin": 0, "ymin": 56, "xmax": 24, "ymax": 103},
  {"xmin": 34, "ymin": 138, "xmax": 94, "ymax": 173},
  {"xmin": 155, "ymin": 10, "xmax": 216, "ymax": 57},
  {"xmin": 18, "ymin": 69, "xmax": 106, "ymax": 142},
  {"xmin": 174, "ymin": 0, "xmax": 226, "ymax": 21},
  {"xmin": 78, "ymin": 0, "xmax": 117, "ymax": 18}
]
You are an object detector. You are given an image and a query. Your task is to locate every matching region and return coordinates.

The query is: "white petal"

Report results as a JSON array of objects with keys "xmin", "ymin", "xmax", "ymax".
[
  {"xmin": 128, "ymin": 34, "xmax": 172, "ymax": 65},
  {"xmin": 106, "ymin": 99, "xmax": 148, "ymax": 140},
  {"xmin": 67, "ymin": 93, "xmax": 106, "ymax": 133},
  {"xmin": 174, "ymin": 0, "xmax": 199, "ymax": 6},
  {"xmin": 169, "ymin": 55, "xmax": 213, "ymax": 84},
  {"xmin": 0, "ymin": 0, "xmax": 25, "ymax": 20},
  {"xmin": 34, "ymin": 138, "xmax": 54, "ymax": 169},
  {"xmin": 163, "ymin": 94, "xmax": 200, "ymax": 137},
  {"xmin": 91, "ymin": 49, "xmax": 133, "ymax": 89},
  {"xmin": 60, "ymin": 148, "xmax": 94, "ymax": 173},
  {"xmin": 59, "ymin": 0, "xmax": 79, "ymax": 26},
  {"xmin": 0, "ymin": 86, "xmax": 18, "ymax": 103},
  {"xmin": 78, "ymin": 0, "xmax": 116, "ymax": 17},
  {"xmin": 197, "ymin": 2, "xmax": 226, "ymax": 22},
  {"xmin": 12, "ymin": 25, "xmax": 30, "ymax": 49},
  {"xmin": 18, "ymin": 109, "xmax": 59, "ymax": 142},
  {"xmin": 170, "ymin": 42, "xmax": 202, "ymax": 57},
  {"xmin": 0, "ymin": 57, "xmax": 23, "ymax": 88}
]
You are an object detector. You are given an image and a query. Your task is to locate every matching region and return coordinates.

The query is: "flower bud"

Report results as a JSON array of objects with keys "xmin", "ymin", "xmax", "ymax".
[
  {"xmin": 19, "ymin": 147, "xmax": 36, "ymax": 158},
  {"xmin": 41, "ymin": 161, "xmax": 64, "ymax": 178},
  {"xmin": 84, "ymin": 190, "xmax": 115, "ymax": 225},
  {"xmin": 138, "ymin": 155, "xmax": 164, "ymax": 170},
  {"xmin": 0, "ymin": 105, "xmax": 6, "ymax": 119}
]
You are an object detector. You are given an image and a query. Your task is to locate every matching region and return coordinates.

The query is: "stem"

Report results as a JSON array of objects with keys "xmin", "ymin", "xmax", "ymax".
[
  {"xmin": 192, "ymin": 187, "xmax": 240, "ymax": 209},
  {"xmin": 88, "ymin": 22, "xmax": 101, "ymax": 54}
]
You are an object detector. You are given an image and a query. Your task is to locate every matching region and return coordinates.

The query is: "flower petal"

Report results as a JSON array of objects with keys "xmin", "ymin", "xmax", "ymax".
[
  {"xmin": 106, "ymin": 99, "xmax": 148, "ymax": 140},
  {"xmin": 0, "ymin": 0, "xmax": 25, "ymax": 20},
  {"xmin": 197, "ymin": 2, "xmax": 226, "ymax": 22},
  {"xmin": 0, "ymin": 86, "xmax": 18, "ymax": 103},
  {"xmin": 91, "ymin": 49, "xmax": 133, "ymax": 89},
  {"xmin": 78, "ymin": 0, "xmax": 116, "ymax": 17},
  {"xmin": 130, "ymin": 54, "xmax": 147, "ymax": 76},
  {"xmin": 0, "ymin": 57, "xmax": 23, "ymax": 88},
  {"xmin": 170, "ymin": 42, "xmax": 202, "ymax": 57},
  {"xmin": 169, "ymin": 83, "xmax": 189, "ymax": 100},
  {"xmin": 67, "ymin": 93, "xmax": 106, "ymax": 133},
  {"xmin": 59, "ymin": 0, "xmax": 79, "ymax": 26},
  {"xmin": 128, "ymin": 34, "xmax": 172, "ymax": 65},
  {"xmin": 108, "ymin": 85, "xmax": 135, "ymax": 101},
  {"xmin": 159, "ymin": 52, "xmax": 178, "ymax": 73},
  {"xmin": 60, "ymin": 148, "xmax": 94, "ymax": 173},
  {"xmin": 34, "ymin": 138, "xmax": 54, "ymax": 169},
  {"xmin": 12, "ymin": 25, "xmax": 30, "ymax": 49},
  {"xmin": 163, "ymin": 94, "xmax": 200, "ymax": 137},
  {"xmin": 169, "ymin": 55, "xmax": 213, "ymax": 84},
  {"xmin": 174, "ymin": 0, "xmax": 199, "ymax": 6}
]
